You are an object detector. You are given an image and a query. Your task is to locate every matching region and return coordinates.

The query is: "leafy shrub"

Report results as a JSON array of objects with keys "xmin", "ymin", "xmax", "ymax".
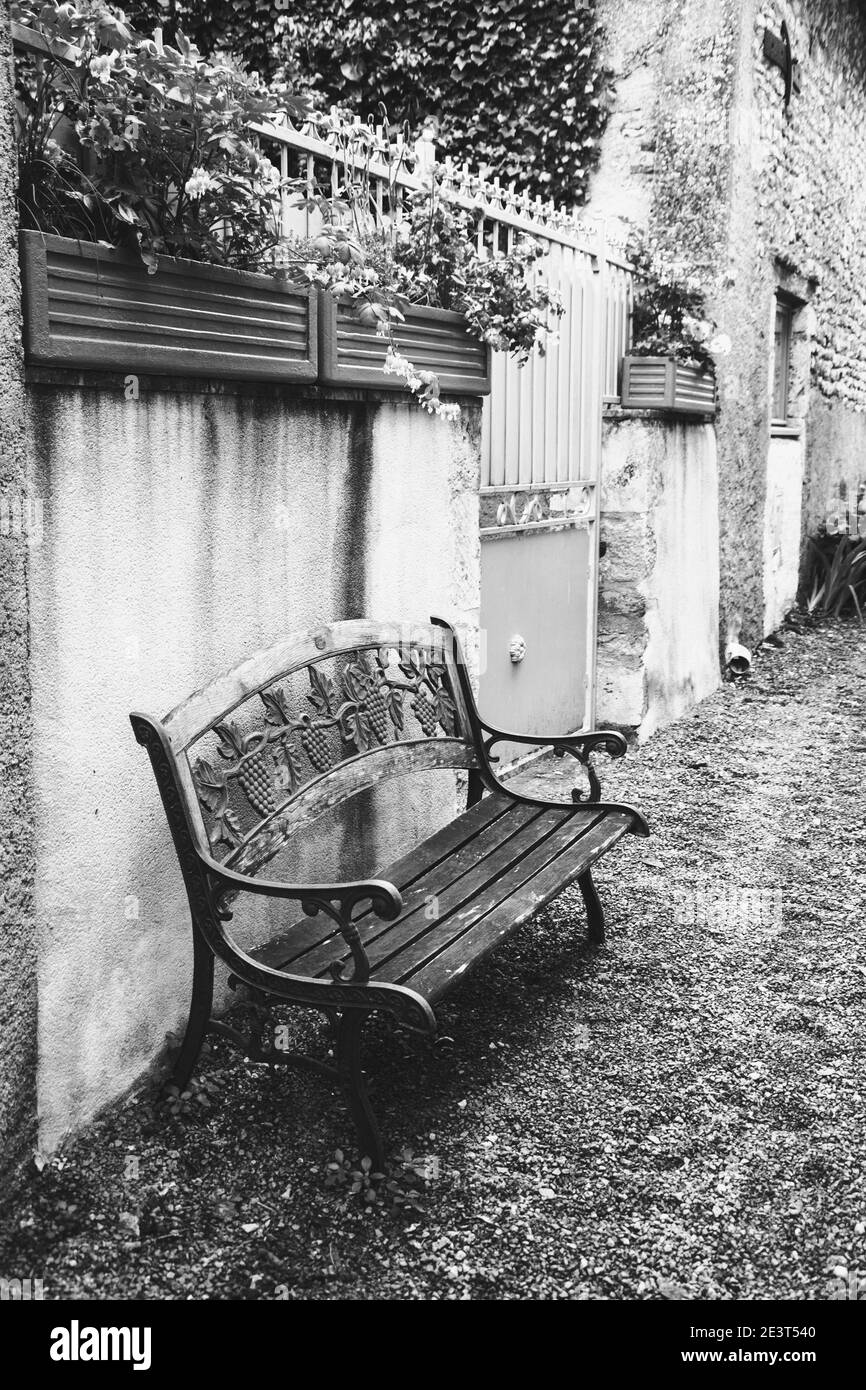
[
  {"xmin": 806, "ymin": 535, "xmax": 866, "ymax": 623},
  {"xmin": 629, "ymin": 240, "xmax": 731, "ymax": 373},
  {"xmin": 278, "ymin": 128, "xmax": 563, "ymax": 416},
  {"xmin": 12, "ymin": 0, "xmax": 307, "ymax": 269}
]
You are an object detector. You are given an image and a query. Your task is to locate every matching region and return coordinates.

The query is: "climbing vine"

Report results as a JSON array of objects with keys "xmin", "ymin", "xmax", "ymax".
[{"xmin": 129, "ymin": 0, "xmax": 613, "ymax": 207}]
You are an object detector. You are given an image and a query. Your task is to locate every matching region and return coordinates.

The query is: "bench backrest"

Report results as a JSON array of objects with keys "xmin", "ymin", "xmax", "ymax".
[{"xmin": 155, "ymin": 618, "xmax": 480, "ymax": 878}]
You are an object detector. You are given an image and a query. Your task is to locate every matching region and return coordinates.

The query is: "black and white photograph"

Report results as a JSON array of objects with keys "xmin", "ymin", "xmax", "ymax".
[{"xmin": 0, "ymin": 0, "xmax": 863, "ymax": 1348}]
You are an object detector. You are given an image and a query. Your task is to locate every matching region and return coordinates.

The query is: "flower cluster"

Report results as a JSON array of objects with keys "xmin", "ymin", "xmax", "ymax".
[
  {"xmin": 275, "ymin": 129, "xmax": 563, "ymax": 414},
  {"xmin": 384, "ymin": 349, "xmax": 461, "ymax": 421}
]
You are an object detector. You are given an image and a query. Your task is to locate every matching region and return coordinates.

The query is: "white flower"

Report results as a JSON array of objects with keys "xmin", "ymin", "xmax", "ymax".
[
  {"xmin": 256, "ymin": 157, "xmax": 280, "ymax": 185},
  {"xmin": 709, "ymin": 332, "xmax": 732, "ymax": 356},
  {"xmin": 89, "ymin": 54, "xmax": 113, "ymax": 85},
  {"xmin": 184, "ymin": 168, "xmax": 218, "ymax": 200}
]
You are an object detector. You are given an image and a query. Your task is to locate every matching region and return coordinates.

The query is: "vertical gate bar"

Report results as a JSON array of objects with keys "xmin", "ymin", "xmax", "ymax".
[
  {"xmin": 543, "ymin": 242, "xmax": 561, "ymax": 487},
  {"xmin": 585, "ymin": 221, "xmax": 607, "ymax": 728},
  {"xmin": 531, "ymin": 242, "xmax": 547, "ymax": 487},
  {"xmin": 490, "ymin": 338, "xmax": 508, "ymax": 487},
  {"xmin": 505, "ymin": 332, "xmax": 521, "ymax": 488},
  {"xmin": 556, "ymin": 251, "xmax": 572, "ymax": 485},
  {"xmin": 569, "ymin": 278, "xmax": 583, "ymax": 487}
]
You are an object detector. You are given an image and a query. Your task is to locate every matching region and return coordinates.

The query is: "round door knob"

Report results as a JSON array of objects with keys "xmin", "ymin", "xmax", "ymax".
[{"xmin": 509, "ymin": 635, "xmax": 527, "ymax": 664}]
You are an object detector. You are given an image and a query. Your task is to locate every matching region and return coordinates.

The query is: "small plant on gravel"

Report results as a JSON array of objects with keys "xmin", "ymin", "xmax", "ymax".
[
  {"xmin": 162, "ymin": 1074, "xmax": 224, "ymax": 1118},
  {"xmin": 323, "ymin": 1148, "xmax": 428, "ymax": 1212},
  {"xmin": 135, "ymin": 1035, "xmax": 225, "ymax": 1121}
]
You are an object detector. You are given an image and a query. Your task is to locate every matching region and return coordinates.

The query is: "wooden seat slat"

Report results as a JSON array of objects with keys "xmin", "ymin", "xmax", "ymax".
[
  {"xmin": 370, "ymin": 809, "xmax": 618, "ymax": 991},
  {"xmin": 286, "ymin": 801, "xmax": 557, "ymax": 978},
  {"xmin": 249, "ymin": 791, "xmax": 516, "ymax": 971},
  {"xmin": 400, "ymin": 812, "xmax": 633, "ymax": 1001}
]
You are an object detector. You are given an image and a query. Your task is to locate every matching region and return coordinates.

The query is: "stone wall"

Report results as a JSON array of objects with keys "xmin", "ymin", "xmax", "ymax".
[
  {"xmin": 598, "ymin": 413, "xmax": 721, "ymax": 739},
  {"xmin": 24, "ymin": 374, "xmax": 481, "ymax": 1152},
  {"xmin": 592, "ymin": 0, "xmax": 866, "ymax": 648},
  {"xmin": 0, "ymin": 8, "xmax": 37, "ymax": 1197}
]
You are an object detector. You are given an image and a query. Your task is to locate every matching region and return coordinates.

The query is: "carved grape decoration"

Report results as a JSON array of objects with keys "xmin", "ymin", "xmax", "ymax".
[
  {"xmin": 237, "ymin": 749, "xmax": 275, "ymax": 818},
  {"xmin": 301, "ymin": 720, "xmax": 331, "ymax": 772},
  {"xmin": 365, "ymin": 685, "xmax": 389, "ymax": 743},
  {"xmin": 413, "ymin": 692, "xmax": 439, "ymax": 736}
]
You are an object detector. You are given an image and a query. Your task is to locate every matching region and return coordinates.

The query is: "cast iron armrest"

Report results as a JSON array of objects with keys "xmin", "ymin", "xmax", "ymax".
[
  {"xmin": 481, "ymin": 724, "xmax": 628, "ymax": 763},
  {"xmin": 198, "ymin": 849, "xmax": 403, "ymax": 985},
  {"xmin": 475, "ymin": 723, "xmax": 649, "ymax": 837},
  {"xmin": 424, "ymin": 616, "xmax": 648, "ymax": 837}
]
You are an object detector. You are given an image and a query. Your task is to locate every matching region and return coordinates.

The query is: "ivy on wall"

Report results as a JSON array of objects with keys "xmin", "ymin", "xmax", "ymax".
[{"xmin": 130, "ymin": 0, "xmax": 612, "ymax": 207}]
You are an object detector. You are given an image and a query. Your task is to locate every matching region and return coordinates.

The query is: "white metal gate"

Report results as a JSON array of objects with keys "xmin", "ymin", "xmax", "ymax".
[{"xmin": 478, "ymin": 212, "xmax": 632, "ymax": 745}]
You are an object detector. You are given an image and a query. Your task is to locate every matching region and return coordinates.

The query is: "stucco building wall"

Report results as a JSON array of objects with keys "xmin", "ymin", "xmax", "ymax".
[
  {"xmin": 25, "ymin": 377, "xmax": 481, "ymax": 1151},
  {"xmin": 593, "ymin": 0, "xmax": 866, "ymax": 649},
  {"xmin": 0, "ymin": 8, "xmax": 37, "ymax": 1196}
]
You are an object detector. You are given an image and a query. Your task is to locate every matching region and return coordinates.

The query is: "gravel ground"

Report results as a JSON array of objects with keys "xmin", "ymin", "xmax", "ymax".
[{"xmin": 1, "ymin": 614, "xmax": 864, "ymax": 1300}]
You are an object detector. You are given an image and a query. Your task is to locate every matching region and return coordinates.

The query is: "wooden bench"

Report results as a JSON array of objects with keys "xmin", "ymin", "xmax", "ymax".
[{"xmin": 131, "ymin": 617, "xmax": 648, "ymax": 1166}]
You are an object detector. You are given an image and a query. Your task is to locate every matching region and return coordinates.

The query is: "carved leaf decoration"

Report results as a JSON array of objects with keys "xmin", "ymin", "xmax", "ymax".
[
  {"xmin": 342, "ymin": 660, "xmax": 370, "ymax": 703},
  {"xmin": 398, "ymin": 647, "xmax": 422, "ymax": 680},
  {"xmin": 192, "ymin": 757, "xmax": 228, "ymax": 815},
  {"xmin": 422, "ymin": 658, "xmax": 445, "ymax": 693},
  {"xmin": 274, "ymin": 737, "xmax": 302, "ymax": 794},
  {"xmin": 307, "ymin": 664, "xmax": 335, "ymax": 716},
  {"xmin": 346, "ymin": 707, "xmax": 373, "ymax": 751},
  {"xmin": 261, "ymin": 687, "xmax": 291, "ymax": 726},
  {"xmin": 376, "ymin": 646, "xmax": 393, "ymax": 672},
  {"xmin": 214, "ymin": 720, "xmax": 243, "ymax": 761},
  {"xmin": 435, "ymin": 687, "xmax": 457, "ymax": 734},
  {"xmin": 387, "ymin": 686, "xmax": 405, "ymax": 732},
  {"xmin": 222, "ymin": 808, "xmax": 244, "ymax": 843}
]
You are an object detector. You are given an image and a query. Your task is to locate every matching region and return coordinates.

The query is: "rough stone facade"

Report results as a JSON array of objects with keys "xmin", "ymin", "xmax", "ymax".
[
  {"xmin": 0, "ymin": 7, "xmax": 37, "ymax": 1198},
  {"xmin": 598, "ymin": 413, "xmax": 721, "ymax": 739},
  {"xmin": 592, "ymin": 0, "xmax": 866, "ymax": 650}
]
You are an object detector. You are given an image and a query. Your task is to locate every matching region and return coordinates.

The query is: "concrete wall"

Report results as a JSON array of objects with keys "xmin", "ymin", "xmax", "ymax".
[
  {"xmin": 25, "ymin": 377, "xmax": 481, "ymax": 1151},
  {"xmin": 598, "ymin": 413, "xmax": 720, "ymax": 739},
  {"xmin": 591, "ymin": 0, "xmax": 866, "ymax": 648},
  {"xmin": 0, "ymin": 8, "xmax": 37, "ymax": 1195},
  {"xmin": 803, "ymin": 394, "xmax": 866, "ymax": 540},
  {"xmin": 764, "ymin": 434, "xmax": 806, "ymax": 633}
]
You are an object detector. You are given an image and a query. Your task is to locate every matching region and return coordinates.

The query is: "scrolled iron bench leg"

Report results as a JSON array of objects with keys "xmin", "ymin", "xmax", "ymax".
[
  {"xmin": 336, "ymin": 1010, "xmax": 385, "ymax": 1170},
  {"xmin": 171, "ymin": 927, "xmax": 215, "ymax": 1088},
  {"xmin": 578, "ymin": 868, "xmax": 606, "ymax": 945}
]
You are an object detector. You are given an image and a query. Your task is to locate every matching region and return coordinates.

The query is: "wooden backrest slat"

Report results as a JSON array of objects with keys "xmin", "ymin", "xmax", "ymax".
[{"xmin": 225, "ymin": 738, "xmax": 478, "ymax": 877}]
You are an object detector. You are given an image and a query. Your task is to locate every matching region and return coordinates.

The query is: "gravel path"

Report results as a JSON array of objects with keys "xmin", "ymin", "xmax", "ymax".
[{"xmin": 2, "ymin": 616, "xmax": 864, "ymax": 1300}]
